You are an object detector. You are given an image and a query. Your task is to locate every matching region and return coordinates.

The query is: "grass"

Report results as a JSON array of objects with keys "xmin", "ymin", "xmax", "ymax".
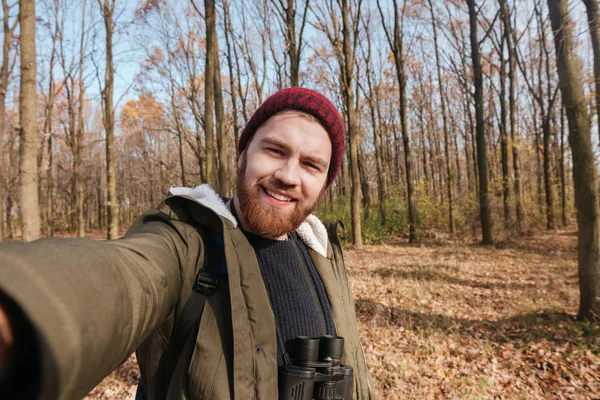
[{"xmin": 86, "ymin": 229, "xmax": 599, "ymax": 399}]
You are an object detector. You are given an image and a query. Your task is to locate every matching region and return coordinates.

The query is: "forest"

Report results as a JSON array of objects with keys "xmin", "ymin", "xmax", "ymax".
[{"xmin": 1, "ymin": 0, "xmax": 600, "ymax": 397}]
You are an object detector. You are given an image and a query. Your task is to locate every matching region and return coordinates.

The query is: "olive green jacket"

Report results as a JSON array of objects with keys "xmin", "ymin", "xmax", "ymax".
[{"xmin": 0, "ymin": 185, "xmax": 376, "ymax": 399}]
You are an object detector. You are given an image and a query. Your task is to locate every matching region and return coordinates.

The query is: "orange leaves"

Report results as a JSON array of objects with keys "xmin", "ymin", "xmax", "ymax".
[{"xmin": 121, "ymin": 92, "xmax": 165, "ymax": 135}]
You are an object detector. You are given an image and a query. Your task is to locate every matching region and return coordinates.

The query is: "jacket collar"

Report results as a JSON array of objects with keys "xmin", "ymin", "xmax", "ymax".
[{"xmin": 169, "ymin": 184, "xmax": 328, "ymax": 257}]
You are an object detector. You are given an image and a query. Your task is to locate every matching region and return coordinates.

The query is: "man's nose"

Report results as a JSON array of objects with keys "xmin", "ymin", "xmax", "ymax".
[{"xmin": 274, "ymin": 159, "xmax": 301, "ymax": 187}]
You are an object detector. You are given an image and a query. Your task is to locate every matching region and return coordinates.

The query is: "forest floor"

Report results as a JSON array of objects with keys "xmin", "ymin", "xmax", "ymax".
[{"xmin": 86, "ymin": 229, "xmax": 600, "ymax": 399}]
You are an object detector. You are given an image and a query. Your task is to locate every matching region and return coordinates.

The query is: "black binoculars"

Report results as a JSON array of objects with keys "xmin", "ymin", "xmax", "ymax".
[{"xmin": 279, "ymin": 335, "xmax": 354, "ymax": 400}]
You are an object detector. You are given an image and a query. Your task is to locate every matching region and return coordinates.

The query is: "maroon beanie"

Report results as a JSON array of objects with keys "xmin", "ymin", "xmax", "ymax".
[{"xmin": 238, "ymin": 88, "xmax": 345, "ymax": 189}]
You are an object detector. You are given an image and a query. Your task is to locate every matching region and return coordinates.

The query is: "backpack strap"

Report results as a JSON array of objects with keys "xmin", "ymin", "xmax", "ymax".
[{"xmin": 149, "ymin": 226, "xmax": 226, "ymax": 399}]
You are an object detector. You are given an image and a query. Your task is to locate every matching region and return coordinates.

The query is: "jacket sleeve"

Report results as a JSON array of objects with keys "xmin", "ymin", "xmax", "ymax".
[{"xmin": 0, "ymin": 205, "xmax": 204, "ymax": 400}]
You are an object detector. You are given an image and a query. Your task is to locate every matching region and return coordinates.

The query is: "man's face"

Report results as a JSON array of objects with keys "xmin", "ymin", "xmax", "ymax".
[{"xmin": 235, "ymin": 111, "xmax": 332, "ymax": 239}]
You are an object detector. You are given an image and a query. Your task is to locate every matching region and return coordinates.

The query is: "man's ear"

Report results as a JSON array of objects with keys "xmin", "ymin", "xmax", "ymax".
[{"xmin": 238, "ymin": 150, "xmax": 246, "ymax": 169}]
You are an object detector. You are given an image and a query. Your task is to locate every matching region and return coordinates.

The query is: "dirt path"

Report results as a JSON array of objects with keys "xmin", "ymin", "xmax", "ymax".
[{"xmin": 87, "ymin": 230, "xmax": 599, "ymax": 399}]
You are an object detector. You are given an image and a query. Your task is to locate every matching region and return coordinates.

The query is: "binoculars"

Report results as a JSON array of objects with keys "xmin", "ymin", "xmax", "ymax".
[{"xmin": 279, "ymin": 336, "xmax": 354, "ymax": 400}]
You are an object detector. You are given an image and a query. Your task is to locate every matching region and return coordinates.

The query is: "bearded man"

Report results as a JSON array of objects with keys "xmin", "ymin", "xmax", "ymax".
[{"xmin": 0, "ymin": 88, "xmax": 377, "ymax": 399}]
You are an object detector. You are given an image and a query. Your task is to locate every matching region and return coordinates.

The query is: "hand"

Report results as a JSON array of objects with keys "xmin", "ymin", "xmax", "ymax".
[{"xmin": 0, "ymin": 303, "xmax": 14, "ymax": 382}]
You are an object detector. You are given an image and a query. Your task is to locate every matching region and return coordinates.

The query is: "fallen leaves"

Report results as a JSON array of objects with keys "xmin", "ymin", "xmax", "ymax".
[
  {"xmin": 349, "ymin": 230, "xmax": 599, "ymax": 399},
  {"xmin": 86, "ymin": 229, "xmax": 599, "ymax": 399}
]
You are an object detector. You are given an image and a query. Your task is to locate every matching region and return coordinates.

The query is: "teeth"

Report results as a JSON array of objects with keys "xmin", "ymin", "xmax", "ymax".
[{"xmin": 266, "ymin": 189, "xmax": 292, "ymax": 202}]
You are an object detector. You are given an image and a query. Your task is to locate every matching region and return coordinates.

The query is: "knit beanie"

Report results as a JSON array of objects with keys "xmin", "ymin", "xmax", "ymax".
[{"xmin": 238, "ymin": 88, "xmax": 345, "ymax": 189}]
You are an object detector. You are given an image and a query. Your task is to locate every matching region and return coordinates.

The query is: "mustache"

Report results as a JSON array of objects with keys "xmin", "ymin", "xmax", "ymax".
[{"xmin": 260, "ymin": 178, "xmax": 303, "ymax": 200}]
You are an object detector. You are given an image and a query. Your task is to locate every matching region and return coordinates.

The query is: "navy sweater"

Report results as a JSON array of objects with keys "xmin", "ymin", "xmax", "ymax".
[{"xmin": 240, "ymin": 229, "xmax": 336, "ymax": 366}]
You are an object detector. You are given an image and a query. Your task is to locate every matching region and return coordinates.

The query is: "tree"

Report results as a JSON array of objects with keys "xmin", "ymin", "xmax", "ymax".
[
  {"xmin": 427, "ymin": 0, "xmax": 454, "ymax": 233},
  {"xmin": 202, "ymin": 0, "xmax": 217, "ymax": 188},
  {"xmin": 312, "ymin": 0, "xmax": 363, "ymax": 246},
  {"xmin": 499, "ymin": 0, "xmax": 526, "ymax": 231},
  {"xmin": 582, "ymin": 0, "xmax": 600, "ymax": 143},
  {"xmin": 272, "ymin": 0, "xmax": 309, "ymax": 86},
  {"xmin": 547, "ymin": 0, "xmax": 599, "ymax": 320},
  {"xmin": 0, "ymin": 0, "xmax": 17, "ymax": 241},
  {"xmin": 18, "ymin": 0, "xmax": 41, "ymax": 241},
  {"xmin": 98, "ymin": 0, "xmax": 118, "ymax": 239},
  {"xmin": 514, "ymin": 0, "xmax": 559, "ymax": 230},
  {"xmin": 377, "ymin": 0, "xmax": 416, "ymax": 243},
  {"xmin": 467, "ymin": 0, "xmax": 493, "ymax": 245},
  {"xmin": 341, "ymin": 0, "xmax": 362, "ymax": 247}
]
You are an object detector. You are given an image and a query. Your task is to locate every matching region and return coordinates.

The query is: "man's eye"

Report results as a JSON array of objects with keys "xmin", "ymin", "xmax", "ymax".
[
  {"xmin": 305, "ymin": 162, "xmax": 321, "ymax": 172},
  {"xmin": 267, "ymin": 148, "xmax": 284, "ymax": 155}
]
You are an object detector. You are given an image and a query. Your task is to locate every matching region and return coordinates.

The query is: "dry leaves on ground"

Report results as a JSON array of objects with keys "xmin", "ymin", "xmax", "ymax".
[
  {"xmin": 87, "ymin": 230, "xmax": 599, "ymax": 399},
  {"xmin": 350, "ymin": 230, "xmax": 599, "ymax": 399}
]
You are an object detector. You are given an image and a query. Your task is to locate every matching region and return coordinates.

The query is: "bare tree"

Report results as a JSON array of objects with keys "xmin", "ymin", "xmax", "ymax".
[
  {"xmin": 0, "ymin": 0, "xmax": 17, "ymax": 241},
  {"xmin": 467, "ymin": 0, "xmax": 493, "ymax": 245},
  {"xmin": 427, "ymin": 0, "xmax": 454, "ymax": 233},
  {"xmin": 312, "ymin": 0, "xmax": 363, "ymax": 246},
  {"xmin": 272, "ymin": 0, "xmax": 309, "ymax": 86},
  {"xmin": 499, "ymin": 0, "xmax": 526, "ymax": 231},
  {"xmin": 547, "ymin": 0, "xmax": 599, "ymax": 320},
  {"xmin": 202, "ymin": 0, "xmax": 217, "ymax": 188},
  {"xmin": 98, "ymin": 0, "xmax": 118, "ymax": 239},
  {"xmin": 19, "ymin": 0, "xmax": 41, "ymax": 241},
  {"xmin": 582, "ymin": 0, "xmax": 600, "ymax": 143},
  {"xmin": 76, "ymin": 0, "xmax": 87, "ymax": 237},
  {"xmin": 377, "ymin": 0, "xmax": 416, "ymax": 243}
]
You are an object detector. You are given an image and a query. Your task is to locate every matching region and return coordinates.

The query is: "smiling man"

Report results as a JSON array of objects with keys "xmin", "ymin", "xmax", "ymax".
[{"xmin": 0, "ymin": 88, "xmax": 376, "ymax": 400}]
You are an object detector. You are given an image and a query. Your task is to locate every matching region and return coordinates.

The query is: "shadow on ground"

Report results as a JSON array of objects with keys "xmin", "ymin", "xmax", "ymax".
[
  {"xmin": 374, "ymin": 266, "xmax": 544, "ymax": 290},
  {"xmin": 383, "ymin": 230, "xmax": 578, "ymax": 260},
  {"xmin": 356, "ymin": 298, "xmax": 599, "ymax": 349}
]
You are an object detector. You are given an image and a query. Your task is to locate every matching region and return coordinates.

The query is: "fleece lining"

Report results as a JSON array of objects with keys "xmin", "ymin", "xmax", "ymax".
[{"xmin": 168, "ymin": 184, "xmax": 329, "ymax": 257}]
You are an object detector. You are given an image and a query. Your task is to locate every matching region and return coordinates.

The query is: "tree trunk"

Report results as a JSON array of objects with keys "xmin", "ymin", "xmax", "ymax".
[
  {"xmin": 223, "ymin": 0, "xmax": 241, "ymax": 149},
  {"xmin": 213, "ymin": 27, "xmax": 229, "ymax": 196},
  {"xmin": 99, "ymin": 0, "xmax": 118, "ymax": 239},
  {"xmin": 204, "ymin": 0, "xmax": 216, "ymax": 188},
  {"xmin": 583, "ymin": 0, "xmax": 600, "ymax": 144},
  {"xmin": 341, "ymin": 0, "xmax": 362, "ymax": 247},
  {"xmin": 364, "ymin": 49, "xmax": 387, "ymax": 225},
  {"xmin": 560, "ymin": 103, "xmax": 567, "ymax": 227},
  {"xmin": 76, "ymin": 0, "xmax": 87, "ymax": 238},
  {"xmin": 277, "ymin": 0, "xmax": 308, "ymax": 86},
  {"xmin": 500, "ymin": 0, "xmax": 526, "ymax": 231},
  {"xmin": 427, "ymin": 0, "xmax": 454, "ymax": 233},
  {"xmin": 378, "ymin": 0, "xmax": 416, "ymax": 242},
  {"xmin": 0, "ymin": 0, "xmax": 16, "ymax": 241},
  {"xmin": 499, "ymin": 21, "xmax": 512, "ymax": 228},
  {"xmin": 468, "ymin": 0, "xmax": 493, "ymax": 245},
  {"xmin": 543, "ymin": 116, "xmax": 555, "ymax": 229},
  {"xmin": 548, "ymin": 0, "xmax": 600, "ymax": 320},
  {"xmin": 19, "ymin": 0, "xmax": 41, "ymax": 241},
  {"xmin": 43, "ymin": 57, "xmax": 56, "ymax": 238}
]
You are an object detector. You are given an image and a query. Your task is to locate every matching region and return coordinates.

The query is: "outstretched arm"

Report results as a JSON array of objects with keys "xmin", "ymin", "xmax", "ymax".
[{"xmin": 0, "ymin": 207, "xmax": 204, "ymax": 399}]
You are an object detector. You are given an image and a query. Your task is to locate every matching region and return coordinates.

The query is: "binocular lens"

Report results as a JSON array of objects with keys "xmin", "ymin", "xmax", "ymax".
[
  {"xmin": 292, "ymin": 336, "xmax": 320, "ymax": 363},
  {"xmin": 318, "ymin": 336, "xmax": 344, "ymax": 363}
]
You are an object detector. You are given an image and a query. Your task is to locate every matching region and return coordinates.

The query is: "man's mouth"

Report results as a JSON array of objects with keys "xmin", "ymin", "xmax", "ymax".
[{"xmin": 264, "ymin": 187, "xmax": 295, "ymax": 202}]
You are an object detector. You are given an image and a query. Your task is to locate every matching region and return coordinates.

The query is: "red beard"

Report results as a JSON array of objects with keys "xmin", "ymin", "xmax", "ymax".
[{"xmin": 236, "ymin": 157, "xmax": 321, "ymax": 239}]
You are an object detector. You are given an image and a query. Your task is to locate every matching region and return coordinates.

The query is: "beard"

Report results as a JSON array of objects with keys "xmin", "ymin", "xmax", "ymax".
[{"xmin": 236, "ymin": 156, "xmax": 322, "ymax": 239}]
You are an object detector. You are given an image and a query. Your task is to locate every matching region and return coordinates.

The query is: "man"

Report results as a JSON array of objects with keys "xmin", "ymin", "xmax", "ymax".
[{"xmin": 0, "ymin": 88, "xmax": 377, "ymax": 399}]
